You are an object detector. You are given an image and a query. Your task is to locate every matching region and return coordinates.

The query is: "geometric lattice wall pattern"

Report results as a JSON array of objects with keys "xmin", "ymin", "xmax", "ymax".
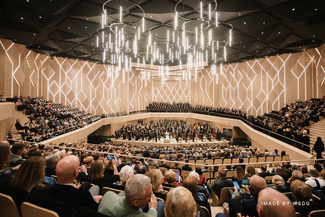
[{"xmin": 1, "ymin": 38, "xmax": 325, "ymax": 116}]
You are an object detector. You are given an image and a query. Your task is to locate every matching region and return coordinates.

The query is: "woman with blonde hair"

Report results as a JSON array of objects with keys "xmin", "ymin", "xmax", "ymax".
[
  {"xmin": 164, "ymin": 187, "xmax": 197, "ymax": 217},
  {"xmin": 11, "ymin": 157, "xmax": 46, "ymax": 193},
  {"xmin": 163, "ymin": 169, "xmax": 181, "ymax": 187},
  {"xmin": 271, "ymin": 175, "xmax": 290, "ymax": 192},
  {"xmin": 147, "ymin": 169, "xmax": 167, "ymax": 195}
]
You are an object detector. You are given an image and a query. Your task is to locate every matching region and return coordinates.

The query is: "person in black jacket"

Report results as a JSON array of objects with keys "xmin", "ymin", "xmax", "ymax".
[
  {"xmin": 210, "ymin": 168, "xmax": 234, "ymax": 198},
  {"xmin": 42, "ymin": 155, "xmax": 102, "ymax": 211},
  {"xmin": 313, "ymin": 137, "xmax": 324, "ymax": 159}
]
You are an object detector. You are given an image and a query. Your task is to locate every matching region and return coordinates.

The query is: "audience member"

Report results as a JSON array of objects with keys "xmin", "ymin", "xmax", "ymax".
[
  {"xmin": 209, "ymin": 168, "xmax": 233, "ymax": 198},
  {"xmin": 0, "ymin": 141, "xmax": 13, "ymax": 185},
  {"xmin": 164, "ymin": 187, "xmax": 196, "ymax": 217},
  {"xmin": 11, "ymin": 156, "xmax": 47, "ymax": 193},
  {"xmin": 42, "ymin": 155, "xmax": 102, "ymax": 211},
  {"xmin": 10, "ymin": 143, "xmax": 27, "ymax": 166},
  {"xmin": 256, "ymin": 187, "xmax": 295, "ymax": 217},
  {"xmin": 98, "ymin": 174, "xmax": 159, "ymax": 217}
]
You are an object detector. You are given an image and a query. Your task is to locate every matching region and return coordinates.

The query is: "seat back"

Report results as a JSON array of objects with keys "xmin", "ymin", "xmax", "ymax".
[
  {"xmin": 205, "ymin": 159, "xmax": 214, "ymax": 170},
  {"xmin": 232, "ymin": 158, "xmax": 239, "ymax": 164},
  {"xmin": 21, "ymin": 202, "xmax": 59, "ymax": 217},
  {"xmin": 309, "ymin": 209, "xmax": 325, "ymax": 217},
  {"xmin": 264, "ymin": 176, "xmax": 274, "ymax": 182},
  {"xmin": 202, "ymin": 171, "xmax": 212, "ymax": 180},
  {"xmin": 200, "ymin": 206, "xmax": 210, "ymax": 217},
  {"xmin": 273, "ymin": 156, "xmax": 281, "ymax": 166},
  {"xmin": 265, "ymin": 156, "xmax": 274, "ymax": 164},
  {"xmin": 101, "ymin": 186, "xmax": 123, "ymax": 195},
  {"xmin": 211, "ymin": 186, "xmax": 233, "ymax": 206},
  {"xmin": 181, "ymin": 170, "xmax": 191, "ymax": 179},
  {"xmin": 226, "ymin": 170, "xmax": 235, "ymax": 178},
  {"xmin": 0, "ymin": 193, "xmax": 21, "ymax": 217},
  {"xmin": 196, "ymin": 159, "xmax": 205, "ymax": 167},
  {"xmin": 24, "ymin": 194, "xmax": 74, "ymax": 217},
  {"xmin": 255, "ymin": 157, "xmax": 265, "ymax": 168},
  {"xmin": 219, "ymin": 186, "xmax": 233, "ymax": 205}
]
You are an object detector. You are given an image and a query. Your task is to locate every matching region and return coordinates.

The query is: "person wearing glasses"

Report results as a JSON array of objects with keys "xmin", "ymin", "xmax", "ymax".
[{"xmin": 98, "ymin": 174, "xmax": 160, "ymax": 217}]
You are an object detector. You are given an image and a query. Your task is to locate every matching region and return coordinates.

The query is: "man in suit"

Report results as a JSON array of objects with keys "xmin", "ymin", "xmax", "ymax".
[
  {"xmin": 210, "ymin": 168, "xmax": 234, "ymax": 198},
  {"xmin": 98, "ymin": 174, "xmax": 158, "ymax": 217},
  {"xmin": 42, "ymin": 155, "xmax": 102, "ymax": 211},
  {"xmin": 10, "ymin": 143, "xmax": 27, "ymax": 166},
  {"xmin": 182, "ymin": 159, "xmax": 192, "ymax": 171},
  {"xmin": 160, "ymin": 159, "xmax": 170, "ymax": 170}
]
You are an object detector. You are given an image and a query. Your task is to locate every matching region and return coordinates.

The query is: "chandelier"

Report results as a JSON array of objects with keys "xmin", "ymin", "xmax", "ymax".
[{"xmin": 97, "ymin": 0, "xmax": 233, "ymax": 83}]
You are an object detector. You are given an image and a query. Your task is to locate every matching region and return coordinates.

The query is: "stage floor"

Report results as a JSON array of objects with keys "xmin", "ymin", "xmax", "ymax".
[{"xmin": 111, "ymin": 138, "xmax": 229, "ymax": 146}]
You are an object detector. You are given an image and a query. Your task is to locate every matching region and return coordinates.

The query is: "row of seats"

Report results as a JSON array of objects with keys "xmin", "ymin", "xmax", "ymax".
[{"xmin": 0, "ymin": 191, "xmax": 105, "ymax": 217}]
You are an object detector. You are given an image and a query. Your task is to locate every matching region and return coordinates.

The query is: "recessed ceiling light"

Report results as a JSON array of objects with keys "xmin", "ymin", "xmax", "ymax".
[
  {"xmin": 21, "ymin": 17, "xmax": 24, "ymax": 20},
  {"xmin": 14, "ymin": 39, "xmax": 17, "ymax": 41},
  {"xmin": 292, "ymin": 8, "xmax": 295, "ymax": 11},
  {"xmin": 313, "ymin": 35, "xmax": 315, "ymax": 37},
  {"xmin": 38, "ymin": 46, "xmax": 40, "ymax": 48},
  {"xmin": 39, "ymin": 16, "xmax": 42, "ymax": 18},
  {"xmin": 278, "ymin": 32, "xmax": 281, "ymax": 34},
  {"xmin": 68, "ymin": 26, "xmax": 70, "ymax": 29},
  {"xmin": 263, "ymin": 22, "xmax": 265, "ymax": 24},
  {"xmin": 26, "ymin": 0, "xmax": 29, "ymax": 2},
  {"xmin": 33, "ymin": 33, "xmax": 36, "ymax": 36},
  {"xmin": 261, "ymin": 32, "xmax": 264, "ymax": 34},
  {"xmin": 85, "ymin": 26, "xmax": 87, "ymax": 28},
  {"xmin": 315, "ymin": 8, "xmax": 318, "ymax": 11},
  {"xmin": 93, "ymin": 49, "xmax": 95, "ymax": 50},
  {"xmin": 312, "ymin": 40, "xmax": 315, "ymax": 42},
  {"xmin": 244, "ymin": 22, "xmax": 246, "ymax": 24},
  {"xmin": 256, "ymin": 51, "xmax": 258, "ymax": 53},
  {"xmin": 239, "ymin": 14, "xmax": 241, "ymax": 16}
]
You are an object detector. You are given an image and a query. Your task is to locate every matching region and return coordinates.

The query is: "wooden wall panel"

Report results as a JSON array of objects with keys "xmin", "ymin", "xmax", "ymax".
[{"xmin": 1, "ymin": 38, "xmax": 325, "ymax": 116}]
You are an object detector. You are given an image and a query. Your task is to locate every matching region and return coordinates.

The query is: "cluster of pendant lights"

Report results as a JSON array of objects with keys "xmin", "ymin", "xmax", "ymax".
[{"xmin": 97, "ymin": 0, "xmax": 232, "ymax": 84}]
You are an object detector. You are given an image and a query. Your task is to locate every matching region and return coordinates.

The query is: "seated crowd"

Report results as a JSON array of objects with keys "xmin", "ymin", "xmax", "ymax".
[
  {"xmin": 8, "ymin": 96, "xmax": 101, "ymax": 142},
  {"xmin": 7, "ymin": 97, "xmax": 325, "ymax": 154},
  {"xmin": 1, "ymin": 139, "xmax": 325, "ymax": 217}
]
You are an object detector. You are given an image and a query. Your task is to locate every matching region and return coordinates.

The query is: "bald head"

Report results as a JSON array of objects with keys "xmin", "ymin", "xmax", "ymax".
[
  {"xmin": 55, "ymin": 155, "xmax": 80, "ymax": 184},
  {"xmin": 257, "ymin": 188, "xmax": 295, "ymax": 217},
  {"xmin": 250, "ymin": 175, "xmax": 266, "ymax": 194}
]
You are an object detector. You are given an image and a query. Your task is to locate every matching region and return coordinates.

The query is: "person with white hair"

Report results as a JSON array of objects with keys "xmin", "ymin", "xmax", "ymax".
[
  {"xmin": 99, "ymin": 174, "xmax": 159, "ymax": 217},
  {"xmin": 305, "ymin": 167, "xmax": 325, "ymax": 189}
]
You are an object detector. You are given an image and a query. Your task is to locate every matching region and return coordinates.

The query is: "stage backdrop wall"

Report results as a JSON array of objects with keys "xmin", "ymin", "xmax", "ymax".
[{"xmin": 1, "ymin": 38, "xmax": 325, "ymax": 116}]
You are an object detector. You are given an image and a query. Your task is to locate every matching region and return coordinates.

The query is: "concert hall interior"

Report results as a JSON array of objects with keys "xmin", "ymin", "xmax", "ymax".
[{"xmin": 1, "ymin": 1, "xmax": 325, "ymax": 217}]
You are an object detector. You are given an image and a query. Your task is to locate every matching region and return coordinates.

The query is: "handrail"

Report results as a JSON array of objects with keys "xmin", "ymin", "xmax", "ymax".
[{"xmin": 6, "ymin": 139, "xmax": 318, "ymax": 167}]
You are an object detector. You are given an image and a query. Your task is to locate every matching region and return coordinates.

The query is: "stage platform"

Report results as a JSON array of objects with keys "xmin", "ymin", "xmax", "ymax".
[{"xmin": 111, "ymin": 138, "xmax": 229, "ymax": 146}]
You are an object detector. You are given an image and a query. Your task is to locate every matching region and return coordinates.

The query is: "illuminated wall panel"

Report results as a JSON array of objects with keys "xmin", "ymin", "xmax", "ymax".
[{"xmin": 1, "ymin": 38, "xmax": 325, "ymax": 116}]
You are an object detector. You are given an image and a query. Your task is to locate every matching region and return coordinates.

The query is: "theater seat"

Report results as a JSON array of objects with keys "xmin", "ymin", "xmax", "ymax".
[
  {"xmin": 0, "ymin": 193, "xmax": 21, "ymax": 217},
  {"xmin": 21, "ymin": 202, "xmax": 59, "ymax": 217},
  {"xmin": 309, "ymin": 209, "xmax": 325, "ymax": 217},
  {"xmin": 24, "ymin": 194, "xmax": 74, "ymax": 217}
]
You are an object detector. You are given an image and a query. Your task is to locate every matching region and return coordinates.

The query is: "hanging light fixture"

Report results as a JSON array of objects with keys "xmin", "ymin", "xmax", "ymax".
[{"xmin": 98, "ymin": 0, "xmax": 233, "ymax": 82}]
